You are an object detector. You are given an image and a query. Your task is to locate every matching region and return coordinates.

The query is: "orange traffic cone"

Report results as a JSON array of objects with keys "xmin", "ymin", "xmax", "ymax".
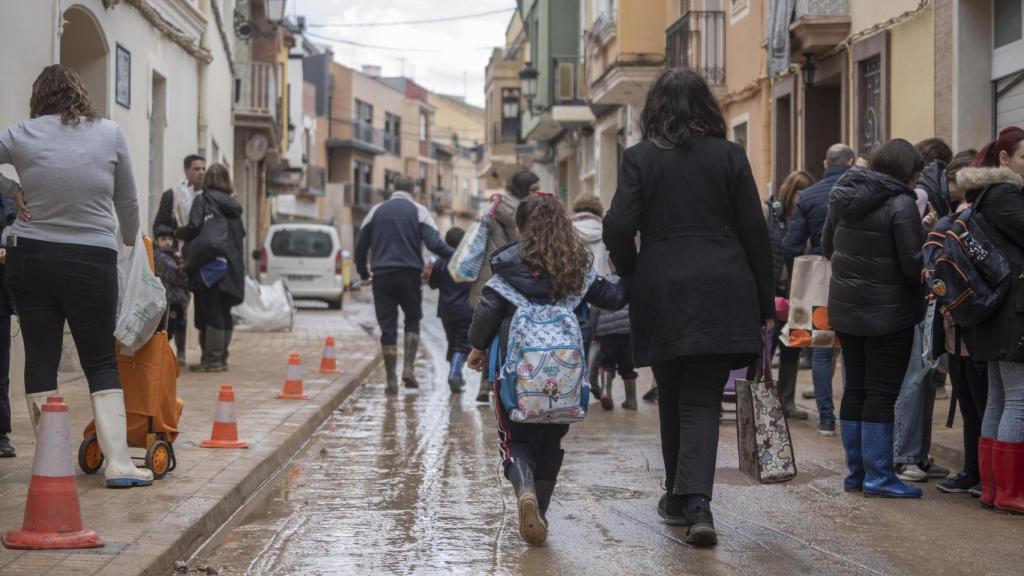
[
  {"xmin": 200, "ymin": 385, "xmax": 248, "ymax": 449},
  {"xmin": 315, "ymin": 337, "xmax": 343, "ymax": 375},
  {"xmin": 276, "ymin": 354, "xmax": 310, "ymax": 400},
  {"xmin": 3, "ymin": 395, "xmax": 103, "ymax": 550}
]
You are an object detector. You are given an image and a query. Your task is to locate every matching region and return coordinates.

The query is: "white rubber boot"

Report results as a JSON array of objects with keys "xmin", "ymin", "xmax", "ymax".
[
  {"xmin": 25, "ymin": 391, "xmax": 52, "ymax": 434},
  {"xmin": 90, "ymin": 390, "xmax": 154, "ymax": 488}
]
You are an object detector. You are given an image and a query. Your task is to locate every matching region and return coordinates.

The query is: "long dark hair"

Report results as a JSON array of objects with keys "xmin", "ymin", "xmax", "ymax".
[
  {"xmin": 516, "ymin": 195, "xmax": 590, "ymax": 302},
  {"xmin": 869, "ymin": 138, "xmax": 924, "ymax": 185},
  {"xmin": 640, "ymin": 68, "xmax": 726, "ymax": 148},
  {"xmin": 506, "ymin": 170, "xmax": 539, "ymax": 200},
  {"xmin": 30, "ymin": 64, "xmax": 99, "ymax": 125},
  {"xmin": 203, "ymin": 163, "xmax": 234, "ymax": 193}
]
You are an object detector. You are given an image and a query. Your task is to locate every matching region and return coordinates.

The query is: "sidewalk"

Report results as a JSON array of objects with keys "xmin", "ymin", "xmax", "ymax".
[
  {"xmin": 792, "ymin": 364, "xmax": 966, "ymax": 469},
  {"xmin": 0, "ymin": 304, "xmax": 380, "ymax": 576}
]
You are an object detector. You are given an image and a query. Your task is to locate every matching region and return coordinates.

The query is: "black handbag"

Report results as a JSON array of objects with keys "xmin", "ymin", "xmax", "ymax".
[{"xmin": 183, "ymin": 196, "xmax": 229, "ymax": 274}]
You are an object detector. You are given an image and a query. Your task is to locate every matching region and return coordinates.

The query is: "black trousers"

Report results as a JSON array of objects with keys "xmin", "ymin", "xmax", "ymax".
[
  {"xmin": 838, "ymin": 328, "xmax": 915, "ymax": 423},
  {"xmin": 440, "ymin": 314, "xmax": 471, "ymax": 361},
  {"xmin": 372, "ymin": 270, "xmax": 422, "ymax": 346},
  {"xmin": 0, "ymin": 315, "xmax": 10, "ymax": 434},
  {"xmin": 194, "ymin": 288, "xmax": 233, "ymax": 331},
  {"xmin": 493, "ymin": 379, "xmax": 568, "ymax": 482},
  {"xmin": 652, "ymin": 355, "xmax": 734, "ymax": 499},
  {"xmin": 598, "ymin": 334, "xmax": 638, "ymax": 379},
  {"xmin": 949, "ymin": 355, "xmax": 988, "ymax": 477},
  {"xmin": 6, "ymin": 239, "xmax": 120, "ymax": 395}
]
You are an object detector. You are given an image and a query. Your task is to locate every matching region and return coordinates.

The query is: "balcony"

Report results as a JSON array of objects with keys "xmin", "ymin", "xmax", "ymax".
[
  {"xmin": 666, "ymin": 10, "xmax": 726, "ymax": 86},
  {"xmin": 234, "ymin": 61, "xmax": 279, "ymax": 136},
  {"xmin": 353, "ymin": 185, "xmax": 385, "ymax": 211},
  {"xmin": 433, "ymin": 188, "xmax": 454, "ymax": 212},
  {"xmin": 300, "ymin": 166, "xmax": 326, "ymax": 198},
  {"xmin": 591, "ymin": 8, "xmax": 617, "ymax": 48},
  {"xmin": 524, "ymin": 57, "xmax": 596, "ymax": 142},
  {"xmin": 326, "ymin": 121, "xmax": 387, "ymax": 156},
  {"xmin": 789, "ymin": 0, "xmax": 850, "ymax": 58}
]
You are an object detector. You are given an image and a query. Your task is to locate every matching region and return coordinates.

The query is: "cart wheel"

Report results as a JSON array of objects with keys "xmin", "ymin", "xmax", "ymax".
[
  {"xmin": 146, "ymin": 441, "xmax": 172, "ymax": 479},
  {"xmin": 78, "ymin": 435, "xmax": 104, "ymax": 474}
]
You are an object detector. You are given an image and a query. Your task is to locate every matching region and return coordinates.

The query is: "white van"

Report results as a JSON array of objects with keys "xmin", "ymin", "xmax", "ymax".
[{"xmin": 258, "ymin": 223, "xmax": 344, "ymax": 309}]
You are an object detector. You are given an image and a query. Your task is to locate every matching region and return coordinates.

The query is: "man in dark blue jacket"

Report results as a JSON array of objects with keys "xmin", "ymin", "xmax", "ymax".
[
  {"xmin": 783, "ymin": 143, "xmax": 854, "ymax": 437},
  {"xmin": 356, "ymin": 176, "xmax": 454, "ymax": 394}
]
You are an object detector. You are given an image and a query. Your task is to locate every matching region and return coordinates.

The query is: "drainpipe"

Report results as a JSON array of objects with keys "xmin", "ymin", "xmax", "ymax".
[
  {"xmin": 196, "ymin": 0, "xmax": 211, "ymax": 157},
  {"xmin": 52, "ymin": 0, "xmax": 62, "ymax": 63}
]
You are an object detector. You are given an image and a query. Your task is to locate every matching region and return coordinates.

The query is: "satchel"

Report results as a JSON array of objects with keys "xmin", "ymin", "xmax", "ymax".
[
  {"xmin": 183, "ymin": 196, "xmax": 230, "ymax": 273},
  {"xmin": 736, "ymin": 332, "xmax": 797, "ymax": 483},
  {"xmin": 780, "ymin": 255, "xmax": 840, "ymax": 348}
]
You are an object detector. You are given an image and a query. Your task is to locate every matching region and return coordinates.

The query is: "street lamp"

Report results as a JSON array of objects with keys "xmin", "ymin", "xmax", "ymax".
[
  {"xmin": 801, "ymin": 53, "xmax": 816, "ymax": 90},
  {"xmin": 518, "ymin": 62, "xmax": 547, "ymax": 114},
  {"xmin": 266, "ymin": 0, "xmax": 287, "ymax": 23}
]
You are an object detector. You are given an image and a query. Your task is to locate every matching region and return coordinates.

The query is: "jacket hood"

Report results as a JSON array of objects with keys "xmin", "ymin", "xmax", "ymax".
[
  {"xmin": 916, "ymin": 159, "xmax": 951, "ymax": 216},
  {"xmin": 490, "ymin": 242, "xmax": 551, "ymax": 302},
  {"xmin": 956, "ymin": 166, "xmax": 1024, "ymax": 193},
  {"xmin": 829, "ymin": 167, "xmax": 915, "ymax": 220},
  {"xmin": 205, "ymin": 188, "xmax": 243, "ymax": 217},
  {"xmin": 572, "ymin": 214, "xmax": 603, "ymax": 243}
]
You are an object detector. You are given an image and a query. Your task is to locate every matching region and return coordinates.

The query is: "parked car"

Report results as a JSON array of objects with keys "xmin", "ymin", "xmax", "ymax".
[{"xmin": 257, "ymin": 223, "xmax": 344, "ymax": 310}]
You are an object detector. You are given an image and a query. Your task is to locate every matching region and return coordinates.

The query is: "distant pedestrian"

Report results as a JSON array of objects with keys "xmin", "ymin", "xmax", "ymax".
[
  {"xmin": 603, "ymin": 68, "xmax": 774, "ymax": 547},
  {"xmin": 154, "ymin": 225, "xmax": 190, "ymax": 365},
  {"xmin": 154, "ymin": 154, "xmax": 205, "ymax": 236},
  {"xmin": 178, "ymin": 163, "xmax": 245, "ymax": 373},
  {"xmin": 784, "ymin": 143, "xmax": 856, "ymax": 437},
  {"xmin": 0, "ymin": 194, "xmax": 15, "ymax": 458},
  {"xmin": 467, "ymin": 194, "xmax": 627, "ymax": 546},
  {"xmin": 356, "ymin": 175, "xmax": 453, "ymax": 394},
  {"xmin": 958, "ymin": 126, "xmax": 1024, "ymax": 513},
  {"xmin": 823, "ymin": 138, "xmax": 927, "ymax": 498},
  {"xmin": 428, "ymin": 226, "xmax": 472, "ymax": 393},
  {"xmin": 767, "ymin": 170, "xmax": 814, "ymax": 421},
  {"xmin": 0, "ymin": 64, "xmax": 152, "ymax": 487},
  {"xmin": 470, "ymin": 169, "xmax": 539, "ymax": 403}
]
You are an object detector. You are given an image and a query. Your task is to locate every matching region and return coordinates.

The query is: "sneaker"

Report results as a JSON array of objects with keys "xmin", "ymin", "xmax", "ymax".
[
  {"xmin": 968, "ymin": 483, "xmax": 983, "ymax": 498},
  {"xmin": 658, "ymin": 493, "xmax": 687, "ymax": 526},
  {"xmin": 0, "ymin": 434, "xmax": 15, "ymax": 458},
  {"xmin": 642, "ymin": 386, "xmax": 659, "ymax": 403},
  {"xmin": 684, "ymin": 496, "xmax": 717, "ymax": 547},
  {"xmin": 896, "ymin": 464, "xmax": 928, "ymax": 482},
  {"xmin": 785, "ymin": 407, "xmax": 809, "ymax": 420},
  {"xmin": 923, "ymin": 461, "xmax": 951, "ymax": 479},
  {"xmin": 801, "ymin": 388, "xmax": 816, "ymax": 399},
  {"xmin": 937, "ymin": 471, "xmax": 979, "ymax": 493},
  {"xmin": 818, "ymin": 421, "xmax": 836, "ymax": 437}
]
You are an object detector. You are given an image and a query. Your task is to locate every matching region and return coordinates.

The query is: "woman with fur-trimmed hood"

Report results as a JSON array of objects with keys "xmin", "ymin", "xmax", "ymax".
[{"xmin": 956, "ymin": 126, "xmax": 1024, "ymax": 514}]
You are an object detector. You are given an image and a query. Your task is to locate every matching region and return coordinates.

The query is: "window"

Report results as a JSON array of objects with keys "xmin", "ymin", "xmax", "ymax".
[
  {"xmin": 355, "ymin": 99, "xmax": 373, "ymax": 142},
  {"xmin": 419, "ymin": 112, "xmax": 428, "ymax": 141},
  {"xmin": 995, "ymin": 0, "xmax": 1023, "ymax": 49},
  {"xmin": 731, "ymin": 121, "xmax": 748, "ymax": 151},
  {"xmin": 384, "ymin": 112, "xmax": 401, "ymax": 155},
  {"xmin": 384, "ymin": 169, "xmax": 401, "ymax": 192},
  {"xmin": 270, "ymin": 229, "xmax": 333, "ymax": 258},
  {"xmin": 501, "ymin": 88, "xmax": 520, "ymax": 141},
  {"xmin": 859, "ymin": 56, "xmax": 883, "ymax": 154}
]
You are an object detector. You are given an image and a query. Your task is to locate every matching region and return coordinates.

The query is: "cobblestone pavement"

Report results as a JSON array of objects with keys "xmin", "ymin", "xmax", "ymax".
[
  {"xmin": 194, "ymin": 295, "xmax": 1024, "ymax": 576},
  {"xmin": 0, "ymin": 297, "xmax": 380, "ymax": 576}
]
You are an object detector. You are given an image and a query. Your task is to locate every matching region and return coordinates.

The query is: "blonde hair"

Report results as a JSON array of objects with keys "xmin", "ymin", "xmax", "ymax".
[{"xmin": 778, "ymin": 170, "xmax": 814, "ymax": 218}]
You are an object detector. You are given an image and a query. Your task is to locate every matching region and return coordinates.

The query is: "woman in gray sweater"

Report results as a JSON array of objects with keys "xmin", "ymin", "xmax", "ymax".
[{"xmin": 0, "ymin": 64, "xmax": 152, "ymax": 488}]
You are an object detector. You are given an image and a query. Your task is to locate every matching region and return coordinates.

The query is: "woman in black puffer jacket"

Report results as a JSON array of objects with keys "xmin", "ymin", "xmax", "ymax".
[{"xmin": 822, "ymin": 138, "xmax": 926, "ymax": 499}]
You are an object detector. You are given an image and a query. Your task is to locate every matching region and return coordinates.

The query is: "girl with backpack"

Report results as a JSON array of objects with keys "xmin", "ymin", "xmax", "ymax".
[{"xmin": 466, "ymin": 194, "xmax": 627, "ymax": 546}]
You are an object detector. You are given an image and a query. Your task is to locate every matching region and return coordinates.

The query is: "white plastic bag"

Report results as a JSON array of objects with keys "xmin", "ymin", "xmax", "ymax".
[
  {"xmin": 231, "ymin": 277, "xmax": 295, "ymax": 332},
  {"xmin": 448, "ymin": 221, "xmax": 490, "ymax": 283},
  {"xmin": 115, "ymin": 231, "xmax": 168, "ymax": 355}
]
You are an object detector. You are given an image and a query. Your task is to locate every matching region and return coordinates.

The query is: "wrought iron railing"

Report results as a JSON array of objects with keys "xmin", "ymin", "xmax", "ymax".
[
  {"xmin": 235, "ymin": 61, "xmax": 278, "ymax": 116},
  {"xmin": 666, "ymin": 10, "xmax": 725, "ymax": 85}
]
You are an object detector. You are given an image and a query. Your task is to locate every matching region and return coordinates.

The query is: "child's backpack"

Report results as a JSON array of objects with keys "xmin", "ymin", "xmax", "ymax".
[
  {"xmin": 923, "ymin": 188, "xmax": 1012, "ymax": 326},
  {"xmin": 487, "ymin": 270, "xmax": 596, "ymax": 424}
]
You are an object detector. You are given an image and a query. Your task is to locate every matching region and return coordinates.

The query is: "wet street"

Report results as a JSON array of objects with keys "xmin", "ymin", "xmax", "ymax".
[{"xmin": 195, "ymin": 294, "xmax": 1024, "ymax": 576}]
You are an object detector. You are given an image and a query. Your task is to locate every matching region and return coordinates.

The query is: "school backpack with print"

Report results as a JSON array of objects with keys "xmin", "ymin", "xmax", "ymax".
[
  {"xmin": 923, "ymin": 188, "xmax": 1011, "ymax": 326},
  {"xmin": 487, "ymin": 270, "xmax": 596, "ymax": 424}
]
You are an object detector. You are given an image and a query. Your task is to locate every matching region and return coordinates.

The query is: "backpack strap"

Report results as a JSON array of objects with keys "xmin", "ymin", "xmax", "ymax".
[
  {"xmin": 486, "ymin": 274, "xmax": 532, "ymax": 310},
  {"xmin": 560, "ymin": 267, "xmax": 598, "ymax": 312}
]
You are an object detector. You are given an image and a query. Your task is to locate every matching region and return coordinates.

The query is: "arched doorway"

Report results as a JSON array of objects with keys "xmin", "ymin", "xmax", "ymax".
[{"xmin": 60, "ymin": 5, "xmax": 109, "ymax": 117}]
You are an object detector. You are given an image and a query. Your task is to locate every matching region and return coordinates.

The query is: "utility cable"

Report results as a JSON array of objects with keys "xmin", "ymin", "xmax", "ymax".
[
  {"xmin": 306, "ymin": 31, "xmax": 498, "ymax": 53},
  {"xmin": 306, "ymin": 7, "xmax": 515, "ymax": 28}
]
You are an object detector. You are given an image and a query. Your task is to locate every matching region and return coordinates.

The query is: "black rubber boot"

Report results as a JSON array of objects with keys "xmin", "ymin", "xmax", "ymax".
[
  {"xmin": 383, "ymin": 345, "xmax": 399, "ymax": 395},
  {"xmin": 0, "ymin": 433, "xmax": 15, "ymax": 458},
  {"xmin": 535, "ymin": 450, "xmax": 564, "ymax": 522},
  {"xmin": 684, "ymin": 495, "xmax": 717, "ymax": 547},
  {"xmin": 402, "ymin": 333, "xmax": 420, "ymax": 388},
  {"xmin": 507, "ymin": 459, "xmax": 546, "ymax": 545}
]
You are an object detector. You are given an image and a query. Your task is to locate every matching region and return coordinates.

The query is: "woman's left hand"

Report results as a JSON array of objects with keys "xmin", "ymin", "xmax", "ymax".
[{"xmin": 467, "ymin": 347, "xmax": 488, "ymax": 372}]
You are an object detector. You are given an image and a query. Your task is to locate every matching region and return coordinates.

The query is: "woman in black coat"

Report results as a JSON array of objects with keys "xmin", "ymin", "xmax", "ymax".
[
  {"xmin": 177, "ymin": 163, "xmax": 246, "ymax": 372},
  {"xmin": 603, "ymin": 69, "xmax": 774, "ymax": 547},
  {"xmin": 822, "ymin": 139, "xmax": 926, "ymax": 499}
]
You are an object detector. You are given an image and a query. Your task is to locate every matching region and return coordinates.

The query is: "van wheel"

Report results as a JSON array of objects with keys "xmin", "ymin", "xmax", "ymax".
[{"xmin": 327, "ymin": 298, "xmax": 343, "ymax": 311}]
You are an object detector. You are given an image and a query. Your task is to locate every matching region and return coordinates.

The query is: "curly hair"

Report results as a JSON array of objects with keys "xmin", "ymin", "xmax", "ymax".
[
  {"xmin": 516, "ymin": 195, "xmax": 591, "ymax": 303},
  {"xmin": 640, "ymin": 68, "xmax": 725, "ymax": 148},
  {"xmin": 30, "ymin": 65, "xmax": 99, "ymax": 125}
]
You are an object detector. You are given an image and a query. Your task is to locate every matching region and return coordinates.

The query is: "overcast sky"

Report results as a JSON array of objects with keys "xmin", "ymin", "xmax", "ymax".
[{"xmin": 292, "ymin": 0, "xmax": 516, "ymax": 108}]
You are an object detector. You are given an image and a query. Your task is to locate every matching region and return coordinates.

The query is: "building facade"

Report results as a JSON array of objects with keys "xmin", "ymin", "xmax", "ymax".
[{"xmin": 427, "ymin": 93, "xmax": 486, "ymax": 231}]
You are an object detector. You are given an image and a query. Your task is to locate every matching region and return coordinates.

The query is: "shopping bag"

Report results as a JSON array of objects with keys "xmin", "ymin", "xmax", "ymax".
[
  {"xmin": 735, "ymin": 333, "xmax": 797, "ymax": 483},
  {"xmin": 183, "ymin": 195, "xmax": 230, "ymax": 274},
  {"xmin": 779, "ymin": 255, "xmax": 840, "ymax": 348},
  {"xmin": 115, "ymin": 232, "xmax": 168, "ymax": 355},
  {"xmin": 448, "ymin": 221, "xmax": 491, "ymax": 283}
]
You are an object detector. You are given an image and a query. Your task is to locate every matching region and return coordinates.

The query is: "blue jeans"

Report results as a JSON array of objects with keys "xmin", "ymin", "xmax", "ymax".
[
  {"xmin": 982, "ymin": 361, "xmax": 1024, "ymax": 442},
  {"xmin": 893, "ymin": 322, "xmax": 936, "ymax": 465},
  {"xmin": 813, "ymin": 348, "xmax": 836, "ymax": 426}
]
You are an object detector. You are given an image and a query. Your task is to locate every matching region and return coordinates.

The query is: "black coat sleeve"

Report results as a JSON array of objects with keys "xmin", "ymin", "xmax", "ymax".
[
  {"xmin": 986, "ymin": 184, "xmax": 1024, "ymax": 252},
  {"xmin": 468, "ymin": 285, "xmax": 509, "ymax": 350},
  {"xmin": 890, "ymin": 195, "xmax": 926, "ymax": 284},
  {"xmin": 732, "ymin": 148, "xmax": 776, "ymax": 320},
  {"xmin": 154, "ymin": 189, "xmax": 175, "ymax": 233},
  {"xmin": 603, "ymin": 147, "xmax": 643, "ymax": 278},
  {"xmin": 175, "ymin": 196, "xmax": 204, "ymax": 242},
  {"xmin": 584, "ymin": 276, "xmax": 628, "ymax": 311}
]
